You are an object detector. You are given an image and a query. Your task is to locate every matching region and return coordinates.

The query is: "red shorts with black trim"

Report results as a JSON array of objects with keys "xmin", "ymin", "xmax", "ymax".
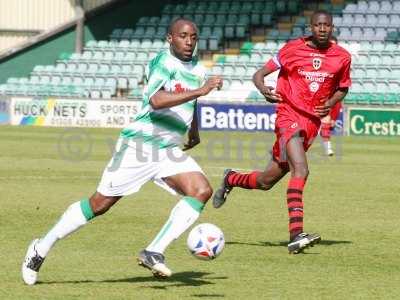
[{"xmin": 272, "ymin": 103, "xmax": 321, "ymax": 165}]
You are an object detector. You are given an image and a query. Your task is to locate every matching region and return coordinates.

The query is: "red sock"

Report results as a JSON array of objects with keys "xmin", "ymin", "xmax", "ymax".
[
  {"xmin": 226, "ymin": 171, "xmax": 260, "ymax": 189},
  {"xmin": 320, "ymin": 122, "xmax": 331, "ymax": 141},
  {"xmin": 287, "ymin": 177, "xmax": 306, "ymax": 240}
]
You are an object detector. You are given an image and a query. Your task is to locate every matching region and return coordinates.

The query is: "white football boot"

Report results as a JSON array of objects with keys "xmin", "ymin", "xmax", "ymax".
[{"xmin": 22, "ymin": 239, "xmax": 45, "ymax": 285}]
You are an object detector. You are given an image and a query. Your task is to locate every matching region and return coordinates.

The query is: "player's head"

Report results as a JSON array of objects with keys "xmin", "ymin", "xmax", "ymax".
[
  {"xmin": 167, "ymin": 18, "xmax": 198, "ymax": 62},
  {"xmin": 309, "ymin": 10, "xmax": 333, "ymax": 48}
]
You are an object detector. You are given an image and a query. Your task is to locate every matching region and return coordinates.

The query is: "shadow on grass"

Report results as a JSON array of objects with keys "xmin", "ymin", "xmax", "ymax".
[
  {"xmin": 227, "ymin": 239, "xmax": 352, "ymax": 248},
  {"xmin": 39, "ymin": 271, "xmax": 228, "ymax": 289}
]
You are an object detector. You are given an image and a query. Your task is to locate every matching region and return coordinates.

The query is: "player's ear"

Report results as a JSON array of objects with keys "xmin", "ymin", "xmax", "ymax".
[{"xmin": 166, "ymin": 33, "xmax": 172, "ymax": 44}]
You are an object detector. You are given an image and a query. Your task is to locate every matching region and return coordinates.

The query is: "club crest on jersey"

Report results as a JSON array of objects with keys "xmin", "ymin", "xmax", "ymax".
[
  {"xmin": 312, "ymin": 58, "xmax": 322, "ymax": 70},
  {"xmin": 309, "ymin": 81, "xmax": 320, "ymax": 92}
]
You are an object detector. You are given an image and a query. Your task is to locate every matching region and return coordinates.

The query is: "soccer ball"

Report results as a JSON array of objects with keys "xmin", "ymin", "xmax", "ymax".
[{"xmin": 187, "ymin": 223, "xmax": 225, "ymax": 260}]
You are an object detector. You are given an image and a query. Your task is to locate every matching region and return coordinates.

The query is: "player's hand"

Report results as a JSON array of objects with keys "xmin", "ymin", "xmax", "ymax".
[
  {"xmin": 183, "ymin": 131, "xmax": 200, "ymax": 151},
  {"xmin": 260, "ymin": 86, "xmax": 283, "ymax": 103},
  {"xmin": 314, "ymin": 100, "xmax": 333, "ymax": 118},
  {"xmin": 199, "ymin": 76, "xmax": 223, "ymax": 96}
]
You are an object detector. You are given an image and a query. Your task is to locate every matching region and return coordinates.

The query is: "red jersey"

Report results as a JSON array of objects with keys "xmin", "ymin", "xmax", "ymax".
[{"xmin": 265, "ymin": 37, "xmax": 351, "ymax": 117}]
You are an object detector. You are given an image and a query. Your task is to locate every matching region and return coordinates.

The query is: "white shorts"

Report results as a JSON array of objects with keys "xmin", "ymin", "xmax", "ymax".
[{"xmin": 97, "ymin": 138, "xmax": 204, "ymax": 197}]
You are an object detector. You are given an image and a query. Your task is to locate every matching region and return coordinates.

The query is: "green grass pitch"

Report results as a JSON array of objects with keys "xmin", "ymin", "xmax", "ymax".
[{"xmin": 1, "ymin": 125, "xmax": 399, "ymax": 299}]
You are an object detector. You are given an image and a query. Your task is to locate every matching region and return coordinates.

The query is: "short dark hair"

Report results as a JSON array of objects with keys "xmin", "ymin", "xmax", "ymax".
[
  {"xmin": 167, "ymin": 17, "xmax": 197, "ymax": 34},
  {"xmin": 311, "ymin": 10, "xmax": 333, "ymax": 24}
]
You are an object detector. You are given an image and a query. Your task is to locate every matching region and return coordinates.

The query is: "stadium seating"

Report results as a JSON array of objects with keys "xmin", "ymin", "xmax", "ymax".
[{"xmin": 1, "ymin": 0, "xmax": 400, "ymax": 105}]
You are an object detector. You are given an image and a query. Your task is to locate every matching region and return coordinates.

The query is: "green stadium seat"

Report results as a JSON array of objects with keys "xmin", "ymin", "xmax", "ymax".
[
  {"xmin": 250, "ymin": 52, "xmax": 263, "ymax": 63},
  {"xmin": 113, "ymin": 51, "xmax": 124, "ymax": 62},
  {"xmin": 358, "ymin": 41, "xmax": 372, "ymax": 54},
  {"xmin": 110, "ymin": 28, "xmax": 123, "ymax": 40},
  {"xmin": 136, "ymin": 51, "xmax": 148, "ymax": 62},
  {"xmin": 121, "ymin": 29, "xmax": 134, "ymax": 40},
  {"xmin": 331, "ymin": 3, "xmax": 345, "ymax": 14},
  {"xmin": 212, "ymin": 26, "xmax": 223, "ymax": 39},
  {"xmin": 353, "ymin": 54, "xmax": 369, "ymax": 67},
  {"xmin": 384, "ymin": 93, "xmax": 398, "ymax": 105},
  {"xmin": 193, "ymin": 14, "xmax": 204, "ymax": 25},
  {"xmin": 140, "ymin": 39, "xmax": 152, "ymax": 51},
  {"xmin": 276, "ymin": 0, "xmax": 286, "ymax": 14},
  {"xmin": 250, "ymin": 11, "xmax": 261, "ymax": 26},
  {"xmin": 381, "ymin": 55, "xmax": 393, "ymax": 66},
  {"xmin": 261, "ymin": 14, "xmax": 273, "ymax": 26},
  {"xmin": 151, "ymin": 40, "xmax": 164, "ymax": 51},
  {"xmin": 214, "ymin": 54, "xmax": 226, "ymax": 64},
  {"xmin": 124, "ymin": 51, "xmax": 136, "ymax": 61},
  {"xmin": 242, "ymin": 1, "xmax": 252, "ymax": 13},
  {"xmin": 386, "ymin": 31, "xmax": 398, "ymax": 42},
  {"xmin": 264, "ymin": 2, "xmax": 276, "ymax": 14},
  {"xmin": 383, "ymin": 43, "xmax": 398, "ymax": 54},
  {"xmin": 220, "ymin": 55, "xmax": 232, "ymax": 65},
  {"xmin": 365, "ymin": 67, "xmax": 378, "ymax": 79},
  {"xmin": 232, "ymin": 65, "xmax": 246, "ymax": 79},
  {"xmin": 80, "ymin": 51, "xmax": 92, "ymax": 61},
  {"xmin": 266, "ymin": 29, "xmax": 279, "ymax": 40},
  {"xmin": 377, "ymin": 68, "xmax": 391, "ymax": 80},
  {"xmin": 103, "ymin": 51, "xmax": 113, "ymax": 61},
  {"xmin": 209, "ymin": 35, "xmax": 219, "ymax": 51},
  {"xmin": 183, "ymin": 3, "xmax": 196, "ymax": 14},
  {"xmin": 162, "ymin": 4, "xmax": 174, "ymax": 15},
  {"xmin": 172, "ymin": 4, "xmax": 185, "ymax": 15},
  {"xmin": 229, "ymin": 3, "xmax": 241, "ymax": 14},
  {"xmin": 7, "ymin": 77, "xmax": 19, "ymax": 84},
  {"xmin": 210, "ymin": 65, "xmax": 223, "ymax": 76},
  {"xmin": 317, "ymin": 2, "xmax": 332, "ymax": 12},
  {"xmin": 132, "ymin": 64, "xmax": 145, "ymax": 79},
  {"xmin": 237, "ymin": 55, "xmax": 250, "ymax": 65},
  {"xmin": 370, "ymin": 42, "xmax": 385, "ymax": 54},
  {"xmin": 136, "ymin": 16, "xmax": 149, "ymax": 26},
  {"xmin": 393, "ymin": 55, "xmax": 400, "ymax": 65},
  {"xmin": 101, "ymin": 89, "xmax": 112, "ymax": 99},
  {"xmin": 356, "ymin": 93, "xmax": 371, "ymax": 105},
  {"xmin": 90, "ymin": 51, "xmax": 102, "ymax": 62},
  {"xmin": 288, "ymin": 1, "xmax": 300, "ymax": 14},
  {"xmin": 277, "ymin": 30, "xmax": 291, "ymax": 41},
  {"xmin": 390, "ymin": 68, "xmax": 400, "ymax": 80},
  {"xmin": 344, "ymin": 92, "xmax": 357, "ymax": 104}
]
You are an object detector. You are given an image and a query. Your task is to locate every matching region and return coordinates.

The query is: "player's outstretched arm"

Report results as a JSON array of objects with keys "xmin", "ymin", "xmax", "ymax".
[
  {"xmin": 253, "ymin": 67, "xmax": 282, "ymax": 103},
  {"xmin": 314, "ymin": 87, "xmax": 348, "ymax": 118},
  {"xmin": 150, "ymin": 76, "xmax": 223, "ymax": 110}
]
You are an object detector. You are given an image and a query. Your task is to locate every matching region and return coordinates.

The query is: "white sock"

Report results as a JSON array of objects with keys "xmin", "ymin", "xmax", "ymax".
[
  {"xmin": 146, "ymin": 197, "xmax": 204, "ymax": 254},
  {"xmin": 36, "ymin": 199, "xmax": 94, "ymax": 257},
  {"xmin": 323, "ymin": 140, "xmax": 332, "ymax": 151}
]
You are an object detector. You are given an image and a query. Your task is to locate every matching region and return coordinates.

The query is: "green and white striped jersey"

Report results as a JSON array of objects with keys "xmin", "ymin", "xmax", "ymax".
[{"xmin": 120, "ymin": 49, "xmax": 206, "ymax": 149}]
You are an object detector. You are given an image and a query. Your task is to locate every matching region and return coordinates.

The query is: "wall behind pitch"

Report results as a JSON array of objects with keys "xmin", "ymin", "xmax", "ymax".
[
  {"xmin": 0, "ymin": 0, "xmax": 116, "ymax": 31},
  {"xmin": 0, "ymin": 0, "xmax": 75, "ymax": 31},
  {"xmin": 0, "ymin": 0, "xmax": 164, "ymax": 84}
]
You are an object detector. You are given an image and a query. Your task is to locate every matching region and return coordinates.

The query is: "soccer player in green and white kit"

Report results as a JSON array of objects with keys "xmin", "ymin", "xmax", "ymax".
[{"xmin": 22, "ymin": 18, "xmax": 223, "ymax": 284}]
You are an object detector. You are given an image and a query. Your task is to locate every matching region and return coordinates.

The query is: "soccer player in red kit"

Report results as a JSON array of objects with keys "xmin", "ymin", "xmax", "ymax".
[{"xmin": 213, "ymin": 10, "xmax": 351, "ymax": 254}]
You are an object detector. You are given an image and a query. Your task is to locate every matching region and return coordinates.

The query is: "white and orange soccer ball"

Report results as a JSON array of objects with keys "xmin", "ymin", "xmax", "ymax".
[{"xmin": 187, "ymin": 223, "xmax": 225, "ymax": 260}]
